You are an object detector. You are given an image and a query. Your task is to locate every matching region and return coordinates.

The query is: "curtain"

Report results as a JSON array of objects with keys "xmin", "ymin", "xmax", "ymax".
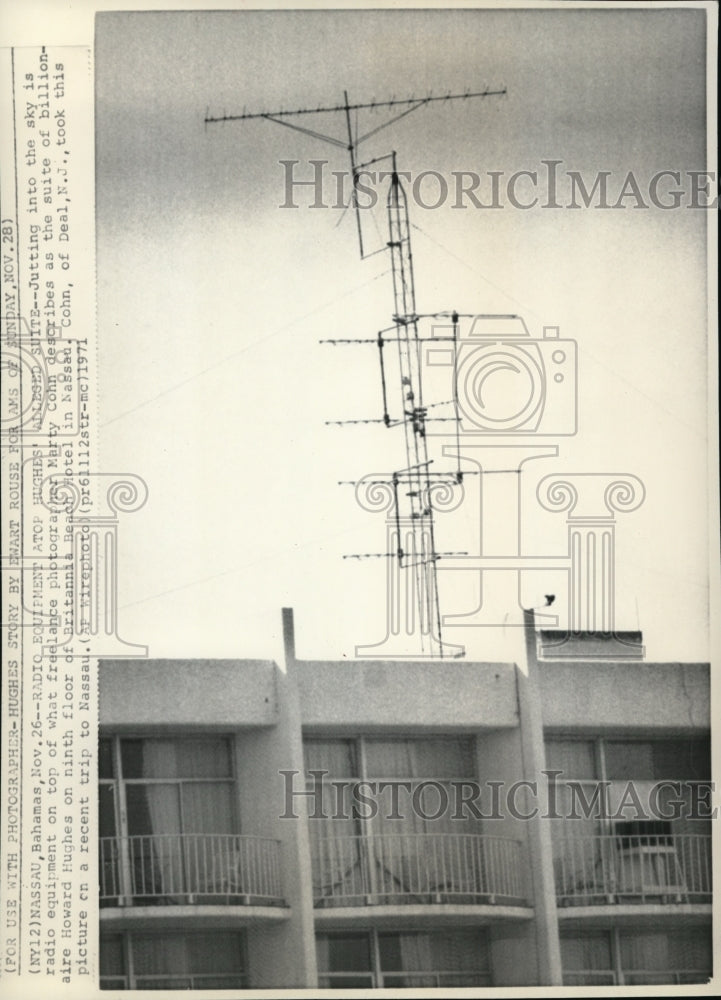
[
  {"xmin": 133, "ymin": 934, "xmax": 191, "ymax": 989},
  {"xmin": 620, "ymin": 929, "xmax": 712, "ymax": 985},
  {"xmin": 182, "ymin": 783, "xmax": 235, "ymax": 893},
  {"xmin": 182, "ymin": 783, "xmax": 234, "ymax": 832},
  {"xmin": 99, "ymin": 738, "xmax": 115, "ymax": 779},
  {"xmin": 366, "ymin": 740, "xmax": 428, "ymax": 897},
  {"xmin": 99, "ymin": 934, "xmax": 124, "ymax": 983},
  {"xmin": 666, "ymin": 929, "xmax": 712, "ymax": 978},
  {"xmin": 545, "ymin": 739, "xmax": 597, "ymax": 780},
  {"xmin": 604, "ymin": 739, "xmax": 710, "ymax": 782},
  {"xmin": 620, "ymin": 929, "xmax": 711, "ymax": 983},
  {"xmin": 561, "ymin": 933, "xmax": 613, "ymax": 984},
  {"xmin": 98, "ymin": 784, "xmax": 119, "ymax": 899},
  {"xmin": 316, "ymin": 933, "xmax": 374, "ymax": 987},
  {"xmin": 304, "ymin": 739, "xmax": 356, "ymax": 780},
  {"xmin": 138, "ymin": 741, "xmax": 184, "ymax": 897},
  {"xmin": 379, "ymin": 930, "xmax": 489, "ymax": 987},
  {"xmin": 433, "ymin": 929, "xmax": 488, "ymax": 969},
  {"xmin": 551, "ymin": 769, "xmax": 606, "ymax": 902},
  {"xmin": 168, "ymin": 738, "xmax": 231, "ymax": 777},
  {"xmin": 364, "ymin": 737, "xmax": 473, "ymax": 779},
  {"xmin": 365, "ymin": 738, "xmax": 480, "ymax": 897},
  {"xmin": 619, "ymin": 931, "xmax": 669, "ymax": 983},
  {"xmin": 185, "ymin": 931, "xmax": 245, "ymax": 981},
  {"xmin": 604, "ymin": 741, "xmax": 654, "ymax": 780},
  {"xmin": 304, "ymin": 741, "xmax": 364, "ymax": 901},
  {"xmin": 176, "ymin": 741, "xmax": 234, "ymax": 893},
  {"xmin": 130, "ymin": 931, "xmax": 245, "ymax": 989},
  {"xmin": 316, "ymin": 933, "xmax": 371, "ymax": 973},
  {"xmin": 315, "ymin": 935, "xmax": 331, "ymax": 972},
  {"xmin": 397, "ymin": 934, "xmax": 434, "ymax": 986}
]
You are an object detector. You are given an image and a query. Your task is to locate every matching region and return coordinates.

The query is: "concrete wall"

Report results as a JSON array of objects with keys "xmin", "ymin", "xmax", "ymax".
[
  {"xmin": 297, "ymin": 658, "xmax": 518, "ymax": 729},
  {"xmin": 539, "ymin": 661, "xmax": 710, "ymax": 731},
  {"xmin": 99, "ymin": 659, "xmax": 279, "ymax": 728},
  {"xmin": 475, "ymin": 727, "xmax": 528, "ymax": 853}
]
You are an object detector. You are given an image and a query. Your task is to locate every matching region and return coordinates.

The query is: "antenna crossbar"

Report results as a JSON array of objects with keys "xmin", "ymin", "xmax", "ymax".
[{"xmin": 204, "ymin": 88, "xmax": 506, "ymax": 124}]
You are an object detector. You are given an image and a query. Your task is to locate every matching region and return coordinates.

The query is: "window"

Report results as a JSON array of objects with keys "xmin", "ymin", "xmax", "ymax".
[
  {"xmin": 545, "ymin": 738, "xmax": 597, "ymax": 780},
  {"xmin": 604, "ymin": 739, "xmax": 710, "ymax": 782},
  {"xmin": 620, "ymin": 927, "xmax": 712, "ymax": 985},
  {"xmin": 100, "ymin": 735, "xmax": 237, "ymax": 902},
  {"xmin": 316, "ymin": 933, "xmax": 374, "ymax": 989},
  {"xmin": 547, "ymin": 736, "xmax": 712, "ymax": 904},
  {"xmin": 317, "ymin": 929, "xmax": 491, "ymax": 988},
  {"xmin": 379, "ymin": 930, "xmax": 492, "ymax": 987},
  {"xmin": 545, "ymin": 736, "xmax": 710, "ymax": 783},
  {"xmin": 304, "ymin": 736, "xmax": 501, "ymax": 905},
  {"xmin": 561, "ymin": 928, "xmax": 711, "ymax": 986},
  {"xmin": 100, "ymin": 931, "xmax": 247, "ymax": 989}
]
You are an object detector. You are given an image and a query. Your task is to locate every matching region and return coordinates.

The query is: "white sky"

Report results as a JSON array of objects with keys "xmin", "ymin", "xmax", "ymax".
[{"xmin": 89, "ymin": 6, "xmax": 713, "ymax": 664}]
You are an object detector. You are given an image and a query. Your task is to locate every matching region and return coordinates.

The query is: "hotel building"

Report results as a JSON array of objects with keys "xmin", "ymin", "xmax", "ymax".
[{"xmin": 98, "ymin": 609, "xmax": 712, "ymax": 989}]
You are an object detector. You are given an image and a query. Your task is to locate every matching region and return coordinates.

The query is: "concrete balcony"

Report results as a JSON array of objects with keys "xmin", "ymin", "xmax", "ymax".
[
  {"xmin": 100, "ymin": 833, "xmax": 286, "ymax": 908},
  {"xmin": 312, "ymin": 832, "xmax": 529, "ymax": 910},
  {"xmin": 555, "ymin": 833, "xmax": 711, "ymax": 908}
]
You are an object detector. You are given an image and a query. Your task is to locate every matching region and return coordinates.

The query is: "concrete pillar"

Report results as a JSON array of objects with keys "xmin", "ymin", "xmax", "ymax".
[
  {"xmin": 516, "ymin": 609, "xmax": 563, "ymax": 985},
  {"xmin": 242, "ymin": 609, "xmax": 318, "ymax": 988}
]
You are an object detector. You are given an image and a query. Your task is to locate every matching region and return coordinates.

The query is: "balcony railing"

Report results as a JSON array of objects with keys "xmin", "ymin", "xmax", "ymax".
[
  {"xmin": 101, "ymin": 975, "xmax": 249, "ymax": 990},
  {"xmin": 312, "ymin": 832, "xmax": 527, "ymax": 907},
  {"xmin": 564, "ymin": 971, "xmax": 711, "ymax": 986},
  {"xmin": 100, "ymin": 834, "xmax": 285, "ymax": 906},
  {"xmin": 319, "ymin": 972, "xmax": 492, "ymax": 988},
  {"xmin": 555, "ymin": 834, "xmax": 711, "ymax": 905}
]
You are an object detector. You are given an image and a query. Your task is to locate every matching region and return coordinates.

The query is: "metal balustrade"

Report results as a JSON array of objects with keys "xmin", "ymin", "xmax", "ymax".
[
  {"xmin": 555, "ymin": 833, "xmax": 711, "ymax": 905},
  {"xmin": 624, "ymin": 972, "xmax": 713, "ymax": 985},
  {"xmin": 564, "ymin": 971, "xmax": 710, "ymax": 986},
  {"xmin": 563, "ymin": 971, "xmax": 617, "ymax": 985},
  {"xmin": 311, "ymin": 832, "xmax": 527, "ymax": 906},
  {"xmin": 99, "ymin": 834, "xmax": 285, "ymax": 906},
  {"xmin": 319, "ymin": 972, "xmax": 492, "ymax": 988},
  {"xmin": 382, "ymin": 972, "xmax": 493, "ymax": 987},
  {"xmin": 100, "ymin": 975, "xmax": 249, "ymax": 990}
]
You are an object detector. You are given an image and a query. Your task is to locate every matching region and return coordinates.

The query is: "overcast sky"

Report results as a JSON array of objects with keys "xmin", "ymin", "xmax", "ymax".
[{"xmin": 94, "ymin": 7, "xmax": 711, "ymax": 664}]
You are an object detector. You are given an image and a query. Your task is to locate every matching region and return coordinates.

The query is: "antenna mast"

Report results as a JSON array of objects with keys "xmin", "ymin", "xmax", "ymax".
[{"xmin": 206, "ymin": 87, "xmax": 505, "ymax": 656}]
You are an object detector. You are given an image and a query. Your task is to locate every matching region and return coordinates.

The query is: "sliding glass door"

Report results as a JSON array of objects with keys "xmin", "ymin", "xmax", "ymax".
[
  {"xmin": 100, "ymin": 736, "xmax": 237, "ymax": 902},
  {"xmin": 305, "ymin": 735, "xmax": 482, "ymax": 904}
]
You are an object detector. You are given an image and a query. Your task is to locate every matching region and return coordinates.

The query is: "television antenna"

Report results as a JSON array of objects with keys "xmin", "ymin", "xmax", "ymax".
[{"xmin": 205, "ymin": 87, "xmax": 506, "ymax": 657}]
